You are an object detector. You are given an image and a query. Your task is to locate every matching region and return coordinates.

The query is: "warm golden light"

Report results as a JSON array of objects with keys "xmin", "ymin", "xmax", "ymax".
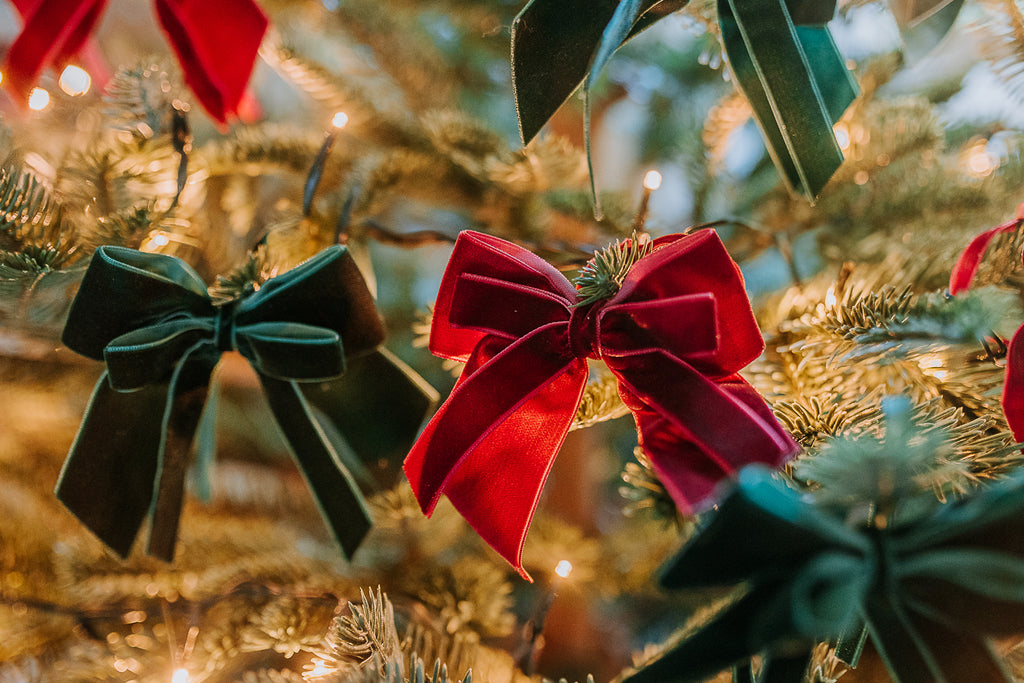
[
  {"xmin": 824, "ymin": 286, "xmax": 837, "ymax": 308},
  {"xmin": 331, "ymin": 111, "xmax": 349, "ymax": 129},
  {"xmin": 833, "ymin": 123, "xmax": 851, "ymax": 154},
  {"xmin": 28, "ymin": 88, "xmax": 50, "ymax": 111},
  {"xmin": 171, "ymin": 668, "xmax": 189, "ymax": 683},
  {"xmin": 554, "ymin": 560, "xmax": 573, "ymax": 578},
  {"xmin": 643, "ymin": 169, "xmax": 662, "ymax": 191},
  {"xmin": 151, "ymin": 233, "xmax": 170, "ymax": 247},
  {"xmin": 967, "ymin": 147, "xmax": 998, "ymax": 177},
  {"xmin": 308, "ymin": 658, "xmax": 331, "ymax": 676},
  {"xmin": 59, "ymin": 65, "xmax": 92, "ymax": 96},
  {"xmin": 0, "ymin": 71, "xmax": 4, "ymax": 87}
]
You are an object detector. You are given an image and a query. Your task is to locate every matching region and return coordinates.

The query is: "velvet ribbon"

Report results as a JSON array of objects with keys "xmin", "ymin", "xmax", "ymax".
[
  {"xmin": 623, "ymin": 465, "xmax": 1024, "ymax": 683},
  {"xmin": 4, "ymin": 0, "xmax": 267, "ymax": 122},
  {"xmin": 511, "ymin": 0, "xmax": 856, "ymax": 199},
  {"xmin": 59, "ymin": 245, "xmax": 406, "ymax": 561},
  {"xmin": 403, "ymin": 230, "xmax": 797, "ymax": 579},
  {"xmin": 948, "ymin": 206, "xmax": 1024, "ymax": 443},
  {"xmin": 891, "ymin": 0, "xmax": 965, "ymax": 61}
]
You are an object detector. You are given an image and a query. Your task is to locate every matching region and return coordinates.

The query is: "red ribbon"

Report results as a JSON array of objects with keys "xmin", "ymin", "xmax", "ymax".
[
  {"xmin": 4, "ymin": 0, "xmax": 267, "ymax": 123},
  {"xmin": 404, "ymin": 230, "xmax": 797, "ymax": 578},
  {"xmin": 949, "ymin": 205, "xmax": 1024, "ymax": 443}
]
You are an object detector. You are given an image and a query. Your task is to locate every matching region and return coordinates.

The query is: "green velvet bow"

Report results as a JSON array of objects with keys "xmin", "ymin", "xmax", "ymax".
[
  {"xmin": 58, "ymin": 245, "xmax": 436, "ymax": 562},
  {"xmin": 623, "ymin": 465, "xmax": 1024, "ymax": 683}
]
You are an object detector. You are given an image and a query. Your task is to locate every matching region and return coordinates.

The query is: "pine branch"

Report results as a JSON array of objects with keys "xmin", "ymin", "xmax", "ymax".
[{"xmin": 573, "ymin": 232, "xmax": 653, "ymax": 306}]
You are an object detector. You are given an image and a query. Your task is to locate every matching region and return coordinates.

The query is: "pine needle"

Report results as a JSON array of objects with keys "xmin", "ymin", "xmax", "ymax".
[{"xmin": 573, "ymin": 232, "xmax": 653, "ymax": 306}]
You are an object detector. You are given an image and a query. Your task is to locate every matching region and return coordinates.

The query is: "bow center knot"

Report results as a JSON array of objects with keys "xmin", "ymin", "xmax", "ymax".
[
  {"xmin": 567, "ymin": 303, "xmax": 601, "ymax": 359},
  {"xmin": 213, "ymin": 299, "xmax": 239, "ymax": 352}
]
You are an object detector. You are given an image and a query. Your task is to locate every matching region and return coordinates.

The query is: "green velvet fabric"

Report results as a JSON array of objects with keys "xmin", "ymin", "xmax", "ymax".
[
  {"xmin": 624, "ymin": 465, "xmax": 1024, "ymax": 683},
  {"xmin": 57, "ymin": 245, "xmax": 436, "ymax": 562}
]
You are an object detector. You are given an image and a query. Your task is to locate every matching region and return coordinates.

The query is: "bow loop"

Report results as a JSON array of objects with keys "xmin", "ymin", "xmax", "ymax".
[
  {"xmin": 235, "ymin": 322, "xmax": 345, "ymax": 381},
  {"xmin": 449, "ymin": 273, "xmax": 571, "ymax": 342},
  {"xmin": 615, "ymin": 231, "xmax": 764, "ymax": 374},
  {"xmin": 431, "ymin": 231, "xmax": 577, "ymax": 361},
  {"xmin": 63, "ymin": 246, "xmax": 212, "ymax": 360},
  {"xmin": 236, "ymin": 245, "xmax": 385, "ymax": 354},
  {"xmin": 104, "ymin": 319, "xmax": 214, "ymax": 390},
  {"xmin": 598, "ymin": 294, "xmax": 719, "ymax": 365}
]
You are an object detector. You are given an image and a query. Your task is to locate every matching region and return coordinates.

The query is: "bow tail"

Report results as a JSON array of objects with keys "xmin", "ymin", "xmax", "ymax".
[
  {"xmin": 56, "ymin": 374, "xmax": 169, "ymax": 558},
  {"xmin": 259, "ymin": 375, "xmax": 373, "ymax": 559},
  {"xmin": 154, "ymin": 0, "xmax": 268, "ymax": 122},
  {"xmin": 404, "ymin": 331, "xmax": 587, "ymax": 578},
  {"xmin": 611, "ymin": 354, "xmax": 797, "ymax": 511},
  {"xmin": 300, "ymin": 349, "xmax": 439, "ymax": 490},
  {"xmin": 865, "ymin": 591, "xmax": 1013, "ymax": 683},
  {"xmin": 146, "ymin": 350, "xmax": 217, "ymax": 560}
]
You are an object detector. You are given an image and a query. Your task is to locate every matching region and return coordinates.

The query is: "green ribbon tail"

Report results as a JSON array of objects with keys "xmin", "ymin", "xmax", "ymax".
[
  {"xmin": 145, "ymin": 350, "xmax": 216, "ymax": 561},
  {"xmin": 894, "ymin": 0, "xmax": 965, "ymax": 62},
  {"xmin": 718, "ymin": 0, "xmax": 857, "ymax": 199},
  {"xmin": 259, "ymin": 374, "xmax": 373, "ymax": 558},
  {"xmin": 865, "ymin": 591, "xmax": 1014, "ymax": 683},
  {"xmin": 732, "ymin": 660, "xmax": 756, "ymax": 683},
  {"xmin": 55, "ymin": 374, "xmax": 169, "ymax": 558},
  {"xmin": 300, "ymin": 349, "xmax": 438, "ymax": 490}
]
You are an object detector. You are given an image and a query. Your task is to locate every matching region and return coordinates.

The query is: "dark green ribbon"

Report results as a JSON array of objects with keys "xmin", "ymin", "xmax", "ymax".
[
  {"xmin": 891, "ymin": 0, "xmax": 965, "ymax": 61},
  {"xmin": 58, "ymin": 245, "xmax": 436, "ymax": 561},
  {"xmin": 717, "ymin": 0, "xmax": 857, "ymax": 199},
  {"xmin": 512, "ymin": 0, "xmax": 855, "ymax": 200},
  {"xmin": 623, "ymin": 466, "xmax": 1024, "ymax": 683}
]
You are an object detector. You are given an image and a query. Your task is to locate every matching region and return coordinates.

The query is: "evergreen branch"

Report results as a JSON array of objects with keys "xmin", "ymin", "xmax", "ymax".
[
  {"xmin": 573, "ymin": 232, "xmax": 653, "ymax": 306},
  {"xmin": 209, "ymin": 248, "xmax": 270, "ymax": 302},
  {"xmin": 619, "ymin": 447, "xmax": 679, "ymax": 523},
  {"xmin": 573, "ymin": 364, "xmax": 630, "ymax": 430},
  {"xmin": 102, "ymin": 61, "xmax": 179, "ymax": 140},
  {"xmin": 323, "ymin": 587, "xmax": 400, "ymax": 669}
]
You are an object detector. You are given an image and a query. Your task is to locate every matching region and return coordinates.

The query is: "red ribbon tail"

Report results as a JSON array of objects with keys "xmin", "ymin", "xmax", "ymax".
[
  {"xmin": 154, "ymin": 0, "xmax": 268, "ymax": 123},
  {"xmin": 611, "ymin": 354, "xmax": 797, "ymax": 511},
  {"xmin": 4, "ymin": 0, "xmax": 106, "ymax": 100},
  {"xmin": 949, "ymin": 205, "xmax": 1024, "ymax": 295},
  {"xmin": 1002, "ymin": 324, "xmax": 1024, "ymax": 446},
  {"xmin": 404, "ymin": 331, "xmax": 586, "ymax": 579}
]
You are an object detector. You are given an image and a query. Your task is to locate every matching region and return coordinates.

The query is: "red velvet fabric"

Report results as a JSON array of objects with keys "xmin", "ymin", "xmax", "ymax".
[
  {"xmin": 4, "ymin": 0, "xmax": 267, "ymax": 123},
  {"xmin": 950, "ymin": 206, "xmax": 1024, "ymax": 442},
  {"xmin": 948, "ymin": 205, "xmax": 1023, "ymax": 295},
  {"xmin": 404, "ymin": 230, "xmax": 798, "ymax": 578}
]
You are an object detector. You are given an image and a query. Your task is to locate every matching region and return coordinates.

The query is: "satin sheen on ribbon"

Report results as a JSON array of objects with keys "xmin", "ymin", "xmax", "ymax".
[
  {"xmin": 948, "ymin": 206, "xmax": 1024, "ymax": 444},
  {"xmin": 5, "ymin": 0, "xmax": 267, "ymax": 122},
  {"xmin": 403, "ymin": 230, "xmax": 797, "ymax": 578},
  {"xmin": 623, "ymin": 465, "xmax": 1024, "ymax": 683},
  {"xmin": 59, "ymin": 245, "xmax": 392, "ymax": 561}
]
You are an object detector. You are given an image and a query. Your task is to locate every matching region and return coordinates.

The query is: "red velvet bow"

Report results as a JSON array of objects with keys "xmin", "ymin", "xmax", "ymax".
[
  {"xmin": 404, "ymin": 230, "xmax": 798, "ymax": 578},
  {"xmin": 4, "ymin": 0, "xmax": 267, "ymax": 123},
  {"xmin": 949, "ymin": 205, "xmax": 1024, "ymax": 442}
]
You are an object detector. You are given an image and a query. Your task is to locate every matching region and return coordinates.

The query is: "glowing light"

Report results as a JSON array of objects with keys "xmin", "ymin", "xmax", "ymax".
[
  {"xmin": 172, "ymin": 669, "xmax": 189, "ymax": 683},
  {"xmin": 833, "ymin": 124, "xmax": 851, "ymax": 154},
  {"xmin": 824, "ymin": 286, "xmax": 837, "ymax": 308},
  {"xmin": 643, "ymin": 170, "xmax": 662, "ymax": 191},
  {"xmin": 331, "ymin": 111, "xmax": 349, "ymax": 129},
  {"xmin": 0, "ymin": 71, "xmax": 4, "ymax": 87},
  {"xmin": 151, "ymin": 233, "xmax": 170, "ymax": 247},
  {"xmin": 967, "ymin": 145, "xmax": 998, "ymax": 177},
  {"xmin": 554, "ymin": 560, "xmax": 573, "ymax": 578},
  {"xmin": 59, "ymin": 65, "xmax": 91, "ymax": 96},
  {"xmin": 308, "ymin": 658, "xmax": 332, "ymax": 676},
  {"xmin": 28, "ymin": 88, "xmax": 50, "ymax": 111}
]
